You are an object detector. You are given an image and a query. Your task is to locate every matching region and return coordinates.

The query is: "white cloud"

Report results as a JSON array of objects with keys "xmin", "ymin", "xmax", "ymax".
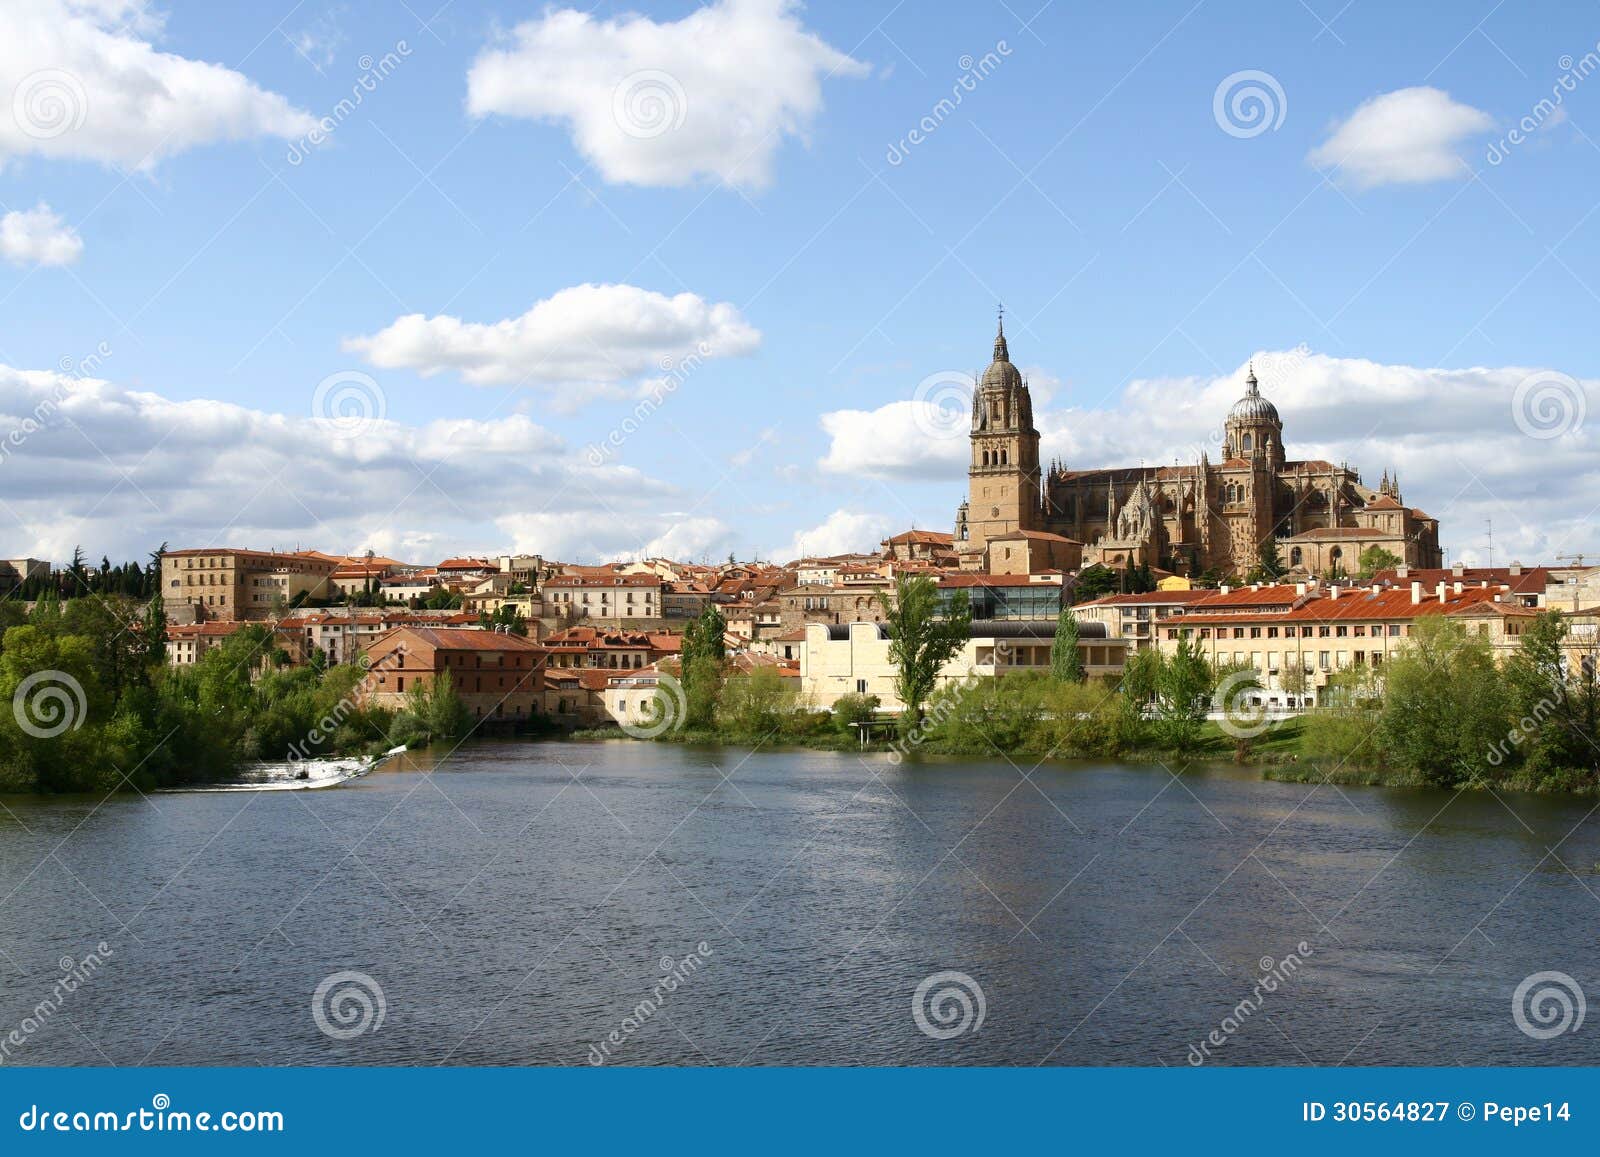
[
  {"xmin": 816, "ymin": 350, "xmax": 1599, "ymax": 567},
  {"xmin": 0, "ymin": 202, "xmax": 82, "ymax": 265},
  {"xmin": 774, "ymin": 508, "xmax": 893, "ymax": 562},
  {"xmin": 345, "ymin": 282, "xmax": 761, "ymax": 392},
  {"xmin": 0, "ymin": 0, "xmax": 316, "ymax": 170},
  {"xmin": 466, "ymin": 0, "xmax": 867, "ymax": 189},
  {"xmin": 0, "ymin": 362, "xmax": 726, "ymax": 564},
  {"xmin": 1308, "ymin": 86, "xmax": 1493, "ymax": 189},
  {"xmin": 818, "ymin": 399, "xmax": 967, "ymax": 480}
]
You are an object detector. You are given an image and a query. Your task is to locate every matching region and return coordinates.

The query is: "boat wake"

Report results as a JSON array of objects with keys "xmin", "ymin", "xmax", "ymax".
[{"xmin": 159, "ymin": 746, "xmax": 408, "ymax": 793}]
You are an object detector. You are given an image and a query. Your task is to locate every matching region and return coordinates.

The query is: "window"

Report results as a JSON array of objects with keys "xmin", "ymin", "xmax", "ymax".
[{"xmin": 856, "ymin": 679, "xmax": 868, "ymax": 693}]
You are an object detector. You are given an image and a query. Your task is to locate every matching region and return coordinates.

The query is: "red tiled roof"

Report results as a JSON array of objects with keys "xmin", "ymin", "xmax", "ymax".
[
  {"xmin": 938, "ymin": 573, "xmax": 1062, "ymax": 588},
  {"xmin": 1373, "ymin": 566, "xmax": 1549, "ymax": 595},
  {"xmin": 1285, "ymin": 527, "xmax": 1387, "ymax": 541},
  {"xmin": 1188, "ymin": 584, "xmax": 1306, "ymax": 609},
  {"xmin": 884, "ymin": 529, "xmax": 954, "ymax": 545},
  {"xmin": 989, "ymin": 529, "xmax": 1083, "ymax": 544},
  {"xmin": 1075, "ymin": 590, "xmax": 1215, "ymax": 607},
  {"xmin": 375, "ymin": 626, "xmax": 544, "ymax": 652},
  {"xmin": 545, "ymin": 573, "xmax": 661, "ymax": 587},
  {"xmin": 1172, "ymin": 586, "xmax": 1501, "ymax": 626}
]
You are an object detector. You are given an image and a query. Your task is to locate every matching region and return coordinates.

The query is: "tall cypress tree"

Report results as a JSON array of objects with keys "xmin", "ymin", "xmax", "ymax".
[{"xmin": 1050, "ymin": 607, "xmax": 1084, "ymax": 683}]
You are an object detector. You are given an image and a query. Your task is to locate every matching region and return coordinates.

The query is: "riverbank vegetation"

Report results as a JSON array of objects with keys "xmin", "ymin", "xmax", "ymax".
[
  {"xmin": 0, "ymin": 596, "xmax": 460, "ymax": 794},
  {"xmin": 608, "ymin": 587, "xmax": 1600, "ymax": 795}
]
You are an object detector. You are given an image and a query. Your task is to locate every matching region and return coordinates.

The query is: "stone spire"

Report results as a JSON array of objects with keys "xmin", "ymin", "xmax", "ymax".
[{"xmin": 993, "ymin": 306, "xmax": 1008, "ymax": 363}]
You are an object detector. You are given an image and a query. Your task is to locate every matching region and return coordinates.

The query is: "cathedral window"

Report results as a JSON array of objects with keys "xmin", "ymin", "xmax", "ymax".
[
  {"xmin": 1242, "ymin": 434, "xmax": 1253, "ymax": 452},
  {"xmin": 1289, "ymin": 547, "xmax": 1302, "ymax": 567}
]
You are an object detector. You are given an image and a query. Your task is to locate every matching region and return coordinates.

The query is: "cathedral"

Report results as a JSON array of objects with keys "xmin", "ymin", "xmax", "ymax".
[{"xmin": 952, "ymin": 316, "xmax": 1443, "ymax": 578}]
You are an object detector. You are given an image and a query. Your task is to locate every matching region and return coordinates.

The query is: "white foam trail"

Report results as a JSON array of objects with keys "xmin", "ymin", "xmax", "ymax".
[{"xmin": 157, "ymin": 746, "xmax": 407, "ymax": 793}]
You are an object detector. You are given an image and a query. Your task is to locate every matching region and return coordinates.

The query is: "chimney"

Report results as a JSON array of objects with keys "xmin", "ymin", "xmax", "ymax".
[
  {"xmin": 1452, "ymin": 562, "xmax": 1465, "ymax": 577},
  {"xmin": 1396, "ymin": 564, "xmax": 1409, "ymax": 578},
  {"xmin": 1330, "ymin": 585, "xmax": 1341, "ymax": 601},
  {"xmin": 1436, "ymin": 581, "xmax": 1446, "ymax": 603},
  {"xmin": 1251, "ymin": 582, "xmax": 1261, "ymax": 591},
  {"xmin": 1296, "ymin": 582, "xmax": 1307, "ymax": 596},
  {"xmin": 1510, "ymin": 561, "xmax": 1522, "ymax": 576},
  {"xmin": 1371, "ymin": 583, "xmax": 1381, "ymax": 595},
  {"xmin": 1454, "ymin": 581, "xmax": 1463, "ymax": 594},
  {"xmin": 1411, "ymin": 581, "xmax": 1422, "ymax": 604},
  {"xmin": 1221, "ymin": 584, "xmax": 1232, "ymax": 595}
]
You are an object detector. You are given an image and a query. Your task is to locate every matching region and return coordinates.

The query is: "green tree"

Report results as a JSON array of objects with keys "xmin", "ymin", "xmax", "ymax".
[
  {"xmin": 679, "ymin": 603, "xmax": 728, "ymax": 726},
  {"xmin": 1503, "ymin": 611, "xmax": 1598, "ymax": 782},
  {"xmin": 1379, "ymin": 618, "xmax": 1511, "ymax": 786},
  {"xmin": 1050, "ymin": 607, "xmax": 1084, "ymax": 683},
  {"xmin": 1150, "ymin": 634, "xmax": 1215, "ymax": 750},
  {"xmin": 1247, "ymin": 539, "xmax": 1288, "ymax": 583},
  {"xmin": 1356, "ymin": 545, "xmax": 1402, "ymax": 580},
  {"xmin": 1072, "ymin": 565, "xmax": 1119, "ymax": 604},
  {"xmin": 876, "ymin": 574, "xmax": 970, "ymax": 725},
  {"xmin": 477, "ymin": 604, "xmax": 528, "ymax": 636}
]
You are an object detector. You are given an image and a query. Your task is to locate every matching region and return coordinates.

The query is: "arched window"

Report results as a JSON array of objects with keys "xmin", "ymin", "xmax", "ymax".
[
  {"xmin": 1289, "ymin": 547, "xmax": 1302, "ymax": 568},
  {"xmin": 1242, "ymin": 433, "xmax": 1253, "ymax": 452},
  {"xmin": 1001, "ymin": 448, "xmax": 1008, "ymax": 465},
  {"xmin": 1330, "ymin": 547, "xmax": 1343, "ymax": 564}
]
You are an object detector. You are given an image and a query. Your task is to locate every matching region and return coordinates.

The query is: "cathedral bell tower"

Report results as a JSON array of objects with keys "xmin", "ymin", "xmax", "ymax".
[{"xmin": 957, "ymin": 311, "xmax": 1041, "ymax": 568}]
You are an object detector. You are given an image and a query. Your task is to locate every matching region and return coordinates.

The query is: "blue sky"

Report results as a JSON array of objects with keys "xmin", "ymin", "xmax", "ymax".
[{"xmin": 2, "ymin": 0, "xmax": 1598, "ymax": 566}]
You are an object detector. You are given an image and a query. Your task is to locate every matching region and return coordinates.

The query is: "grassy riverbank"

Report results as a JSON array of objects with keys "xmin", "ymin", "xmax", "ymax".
[{"xmin": 566, "ymin": 711, "xmax": 1600, "ymax": 797}]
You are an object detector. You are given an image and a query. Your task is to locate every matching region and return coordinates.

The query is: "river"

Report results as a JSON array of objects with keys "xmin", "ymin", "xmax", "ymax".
[{"xmin": 1, "ymin": 741, "xmax": 1596, "ymax": 1066}]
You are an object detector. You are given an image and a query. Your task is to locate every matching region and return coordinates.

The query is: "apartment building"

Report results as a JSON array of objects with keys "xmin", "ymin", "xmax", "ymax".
[
  {"xmin": 800, "ymin": 618, "xmax": 1126, "ymax": 711},
  {"xmin": 1156, "ymin": 580, "xmax": 1523, "ymax": 707},
  {"xmin": 361, "ymin": 626, "xmax": 547, "ymax": 724},
  {"xmin": 543, "ymin": 573, "xmax": 663, "ymax": 624},
  {"xmin": 160, "ymin": 548, "xmax": 339, "ymax": 622},
  {"xmin": 1074, "ymin": 589, "xmax": 1227, "ymax": 650}
]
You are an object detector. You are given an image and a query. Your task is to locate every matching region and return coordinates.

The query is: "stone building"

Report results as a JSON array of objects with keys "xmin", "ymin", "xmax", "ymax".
[
  {"xmin": 160, "ymin": 548, "xmax": 339, "ymax": 622},
  {"xmin": 952, "ymin": 317, "xmax": 1444, "ymax": 578},
  {"xmin": 360, "ymin": 626, "xmax": 547, "ymax": 725}
]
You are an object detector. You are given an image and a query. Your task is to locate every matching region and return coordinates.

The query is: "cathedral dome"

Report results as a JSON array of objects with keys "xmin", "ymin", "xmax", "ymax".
[
  {"xmin": 1228, "ymin": 366, "xmax": 1279, "ymax": 424},
  {"xmin": 979, "ymin": 319, "xmax": 1024, "ymax": 390}
]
